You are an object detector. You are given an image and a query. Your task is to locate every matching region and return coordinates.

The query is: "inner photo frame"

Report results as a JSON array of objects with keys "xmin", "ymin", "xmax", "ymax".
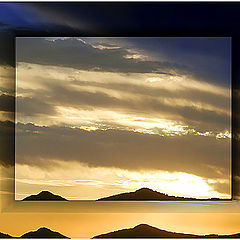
[{"xmin": 15, "ymin": 37, "xmax": 232, "ymax": 202}]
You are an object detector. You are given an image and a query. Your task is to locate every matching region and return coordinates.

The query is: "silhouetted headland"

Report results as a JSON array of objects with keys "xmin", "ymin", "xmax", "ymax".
[
  {"xmin": 22, "ymin": 191, "xmax": 67, "ymax": 201},
  {"xmin": 92, "ymin": 224, "xmax": 240, "ymax": 238},
  {"xmin": 20, "ymin": 227, "xmax": 69, "ymax": 238},
  {"xmin": 0, "ymin": 227, "xmax": 69, "ymax": 238},
  {"xmin": 97, "ymin": 188, "xmax": 226, "ymax": 201},
  {"xmin": 0, "ymin": 232, "xmax": 13, "ymax": 238}
]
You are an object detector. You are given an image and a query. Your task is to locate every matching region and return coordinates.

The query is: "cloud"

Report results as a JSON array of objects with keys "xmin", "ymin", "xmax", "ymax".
[
  {"xmin": 16, "ymin": 3, "xmax": 97, "ymax": 32},
  {"xmin": 120, "ymin": 37, "xmax": 231, "ymax": 87},
  {"xmin": 48, "ymin": 84, "xmax": 229, "ymax": 127},
  {"xmin": 0, "ymin": 121, "xmax": 14, "ymax": 167},
  {"xmin": 16, "ymin": 37, "xmax": 232, "ymax": 90},
  {"xmin": 14, "ymin": 38, "xmax": 232, "ymax": 189},
  {"xmin": 0, "ymin": 22, "xmax": 11, "ymax": 29},
  {"xmin": 16, "ymin": 122, "xmax": 231, "ymax": 180},
  {"xmin": 16, "ymin": 37, "xmax": 189, "ymax": 74},
  {"xmin": 208, "ymin": 179, "xmax": 231, "ymax": 196},
  {"xmin": 15, "ymin": 161, "xmax": 230, "ymax": 200},
  {"xmin": 16, "ymin": 63, "xmax": 230, "ymax": 132},
  {"xmin": 16, "ymin": 83, "xmax": 230, "ymax": 132},
  {"xmin": 0, "ymin": 94, "xmax": 14, "ymax": 112},
  {"xmin": 176, "ymin": 106, "xmax": 229, "ymax": 128},
  {"xmin": 0, "ymin": 64, "xmax": 15, "ymax": 101},
  {"xmin": 71, "ymin": 80, "xmax": 230, "ymax": 111},
  {"xmin": 0, "ymin": 32, "xmax": 15, "ymax": 67},
  {"xmin": 16, "ymin": 96, "xmax": 57, "ymax": 116}
]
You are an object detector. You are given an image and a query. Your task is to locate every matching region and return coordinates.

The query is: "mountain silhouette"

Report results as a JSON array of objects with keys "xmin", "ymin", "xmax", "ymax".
[
  {"xmin": 0, "ymin": 227, "xmax": 69, "ymax": 238},
  {"xmin": 93, "ymin": 224, "xmax": 197, "ymax": 238},
  {"xmin": 22, "ymin": 191, "xmax": 67, "ymax": 201},
  {"xmin": 20, "ymin": 227, "xmax": 69, "ymax": 238},
  {"xmin": 0, "ymin": 232, "xmax": 13, "ymax": 238},
  {"xmin": 97, "ymin": 188, "xmax": 223, "ymax": 201},
  {"xmin": 93, "ymin": 224, "xmax": 240, "ymax": 238}
]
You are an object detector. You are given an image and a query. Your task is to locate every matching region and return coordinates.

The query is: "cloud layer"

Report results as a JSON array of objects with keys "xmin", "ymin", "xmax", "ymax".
[
  {"xmin": 16, "ymin": 62, "xmax": 230, "ymax": 134},
  {"xmin": 16, "ymin": 122, "xmax": 230, "ymax": 180},
  {"xmin": 13, "ymin": 37, "xmax": 232, "ymax": 199}
]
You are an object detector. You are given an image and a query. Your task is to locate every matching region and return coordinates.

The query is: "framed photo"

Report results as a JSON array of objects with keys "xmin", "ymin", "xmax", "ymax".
[{"xmin": 0, "ymin": 2, "xmax": 239, "ymax": 239}]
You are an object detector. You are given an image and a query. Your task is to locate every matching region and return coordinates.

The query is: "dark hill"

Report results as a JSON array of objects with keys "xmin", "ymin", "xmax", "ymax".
[
  {"xmin": 0, "ymin": 232, "xmax": 13, "ymax": 238},
  {"xmin": 223, "ymin": 233, "xmax": 240, "ymax": 238},
  {"xmin": 20, "ymin": 227, "xmax": 69, "ymax": 238},
  {"xmin": 22, "ymin": 191, "xmax": 67, "ymax": 201},
  {"xmin": 93, "ymin": 224, "xmax": 198, "ymax": 238},
  {"xmin": 97, "ymin": 188, "xmax": 222, "ymax": 201},
  {"xmin": 93, "ymin": 224, "xmax": 240, "ymax": 238}
]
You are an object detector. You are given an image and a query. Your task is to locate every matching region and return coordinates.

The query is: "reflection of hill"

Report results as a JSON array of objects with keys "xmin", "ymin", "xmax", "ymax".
[
  {"xmin": 22, "ymin": 191, "xmax": 67, "ymax": 201},
  {"xmin": 20, "ymin": 227, "xmax": 69, "ymax": 238},
  {"xmin": 93, "ymin": 224, "xmax": 240, "ymax": 238},
  {"xmin": 97, "ymin": 188, "xmax": 222, "ymax": 201}
]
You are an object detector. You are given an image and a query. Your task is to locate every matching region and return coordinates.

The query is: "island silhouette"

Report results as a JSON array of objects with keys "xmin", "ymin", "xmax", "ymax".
[
  {"xmin": 0, "ymin": 227, "xmax": 69, "ymax": 238},
  {"xmin": 21, "ymin": 227, "xmax": 69, "ymax": 238},
  {"xmin": 97, "ymin": 188, "xmax": 225, "ymax": 201},
  {"xmin": 1, "ymin": 224, "xmax": 240, "ymax": 238},
  {"xmin": 0, "ymin": 232, "xmax": 12, "ymax": 238},
  {"xmin": 93, "ymin": 224, "xmax": 240, "ymax": 238},
  {"xmin": 22, "ymin": 191, "xmax": 67, "ymax": 201},
  {"xmin": 22, "ymin": 188, "xmax": 228, "ymax": 201}
]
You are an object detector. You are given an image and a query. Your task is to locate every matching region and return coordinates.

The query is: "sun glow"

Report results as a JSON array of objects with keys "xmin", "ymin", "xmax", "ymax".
[{"xmin": 15, "ymin": 162, "xmax": 230, "ymax": 200}]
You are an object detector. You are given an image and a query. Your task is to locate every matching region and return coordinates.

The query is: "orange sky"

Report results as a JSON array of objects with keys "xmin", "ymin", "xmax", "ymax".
[{"xmin": 1, "ymin": 212, "xmax": 240, "ymax": 238}]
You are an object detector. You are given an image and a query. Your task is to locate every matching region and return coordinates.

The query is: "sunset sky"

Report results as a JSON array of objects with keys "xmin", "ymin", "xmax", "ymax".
[
  {"xmin": 1, "ymin": 2, "xmax": 240, "ymax": 239},
  {"xmin": 15, "ymin": 37, "xmax": 231, "ymax": 200}
]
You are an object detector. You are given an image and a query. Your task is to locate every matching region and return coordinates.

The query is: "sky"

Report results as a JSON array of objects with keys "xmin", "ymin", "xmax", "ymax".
[
  {"xmin": 14, "ymin": 37, "xmax": 231, "ymax": 200},
  {"xmin": 0, "ymin": 2, "xmax": 239, "ymax": 238}
]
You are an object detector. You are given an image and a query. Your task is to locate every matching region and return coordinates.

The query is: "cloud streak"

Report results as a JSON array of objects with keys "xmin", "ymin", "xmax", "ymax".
[
  {"xmin": 16, "ymin": 63, "xmax": 230, "ymax": 133},
  {"xmin": 16, "ymin": 122, "xmax": 230, "ymax": 180},
  {"xmin": 16, "ymin": 37, "xmax": 191, "ymax": 75}
]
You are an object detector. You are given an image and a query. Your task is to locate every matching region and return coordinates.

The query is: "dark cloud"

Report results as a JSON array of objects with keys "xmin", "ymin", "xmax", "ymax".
[
  {"xmin": 0, "ymin": 31, "xmax": 15, "ymax": 67},
  {"xmin": 15, "ymin": 37, "xmax": 231, "ymax": 131},
  {"xmin": 0, "ymin": 94, "xmax": 14, "ymax": 112},
  {"xmin": 0, "ymin": 121, "xmax": 14, "ymax": 167},
  {"xmin": 0, "ymin": 22, "xmax": 10, "ymax": 29},
  {"xmin": 234, "ymin": 176, "xmax": 240, "ymax": 199},
  {"xmin": 71, "ymin": 80, "xmax": 230, "ymax": 111},
  {"xmin": 209, "ymin": 180, "xmax": 231, "ymax": 196},
  {"xmin": 24, "ymin": 81, "xmax": 229, "ymax": 130},
  {"xmin": 16, "ymin": 123, "xmax": 230, "ymax": 180},
  {"xmin": 177, "ymin": 106, "xmax": 229, "ymax": 128},
  {"xmin": 122, "ymin": 37, "xmax": 231, "ymax": 87},
  {"xmin": 17, "ymin": 96, "xmax": 57, "ymax": 116},
  {"xmin": 16, "ymin": 38, "xmax": 189, "ymax": 74}
]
